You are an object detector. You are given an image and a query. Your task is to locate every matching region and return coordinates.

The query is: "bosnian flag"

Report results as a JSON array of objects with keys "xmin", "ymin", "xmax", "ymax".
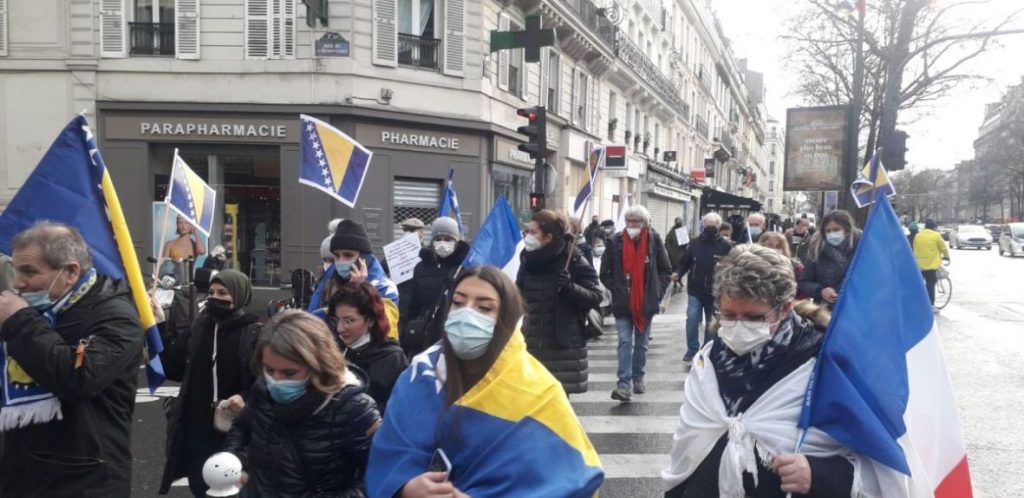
[
  {"xmin": 798, "ymin": 194, "xmax": 972, "ymax": 497},
  {"xmin": 463, "ymin": 196, "xmax": 523, "ymax": 279}
]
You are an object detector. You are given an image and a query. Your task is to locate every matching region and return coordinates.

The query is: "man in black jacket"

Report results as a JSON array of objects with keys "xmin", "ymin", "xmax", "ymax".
[
  {"xmin": 672, "ymin": 212, "xmax": 733, "ymax": 369},
  {"xmin": 600, "ymin": 206, "xmax": 672, "ymax": 402},
  {"xmin": 0, "ymin": 222, "xmax": 143, "ymax": 497}
]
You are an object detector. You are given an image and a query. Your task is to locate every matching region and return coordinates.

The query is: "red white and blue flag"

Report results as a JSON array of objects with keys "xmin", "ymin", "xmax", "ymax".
[{"xmin": 798, "ymin": 194, "xmax": 973, "ymax": 497}]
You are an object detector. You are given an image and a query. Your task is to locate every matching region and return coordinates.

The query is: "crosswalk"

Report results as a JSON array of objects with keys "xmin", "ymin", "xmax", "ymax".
[{"xmin": 571, "ymin": 295, "xmax": 690, "ymax": 498}]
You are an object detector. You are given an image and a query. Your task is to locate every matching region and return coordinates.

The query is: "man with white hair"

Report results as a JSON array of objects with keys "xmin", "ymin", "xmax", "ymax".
[
  {"xmin": 672, "ymin": 212, "xmax": 734, "ymax": 369},
  {"xmin": 599, "ymin": 206, "xmax": 673, "ymax": 402},
  {"xmin": 735, "ymin": 212, "xmax": 767, "ymax": 244}
]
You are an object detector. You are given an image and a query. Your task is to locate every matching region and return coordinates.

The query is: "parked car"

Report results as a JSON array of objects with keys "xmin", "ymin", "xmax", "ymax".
[
  {"xmin": 998, "ymin": 223, "xmax": 1024, "ymax": 257},
  {"xmin": 950, "ymin": 224, "xmax": 993, "ymax": 250}
]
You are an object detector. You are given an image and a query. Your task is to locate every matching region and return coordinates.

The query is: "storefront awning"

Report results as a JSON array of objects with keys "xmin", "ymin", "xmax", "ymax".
[{"xmin": 700, "ymin": 187, "xmax": 762, "ymax": 211}]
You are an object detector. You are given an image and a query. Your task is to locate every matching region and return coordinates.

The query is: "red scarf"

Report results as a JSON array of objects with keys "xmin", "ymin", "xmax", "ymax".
[{"xmin": 621, "ymin": 227, "xmax": 650, "ymax": 332}]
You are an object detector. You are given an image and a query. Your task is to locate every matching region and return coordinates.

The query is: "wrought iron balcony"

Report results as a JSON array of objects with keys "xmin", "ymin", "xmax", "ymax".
[
  {"xmin": 398, "ymin": 33, "xmax": 440, "ymax": 69},
  {"xmin": 558, "ymin": 0, "xmax": 618, "ymax": 49},
  {"xmin": 129, "ymin": 22, "xmax": 174, "ymax": 56},
  {"xmin": 696, "ymin": 116, "xmax": 709, "ymax": 138},
  {"xmin": 613, "ymin": 31, "xmax": 690, "ymax": 119}
]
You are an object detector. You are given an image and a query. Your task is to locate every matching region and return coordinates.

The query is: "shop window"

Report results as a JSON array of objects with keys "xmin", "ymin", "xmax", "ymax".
[
  {"xmin": 153, "ymin": 146, "xmax": 282, "ymax": 287},
  {"xmin": 492, "ymin": 164, "xmax": 531, "ymax": 226},
  {"xmin": 393, "ymin": 177, "xmax": 442, "ymax": 240}
]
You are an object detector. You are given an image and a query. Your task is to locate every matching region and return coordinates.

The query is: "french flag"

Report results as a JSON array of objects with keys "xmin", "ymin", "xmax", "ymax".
[
  {"xmin": 463, "ymin": 196, "xmax": 523, "ymax": 279},
  {"xmin": 798, "ymin": 195, "xmax": 972, "ymax": 497}
]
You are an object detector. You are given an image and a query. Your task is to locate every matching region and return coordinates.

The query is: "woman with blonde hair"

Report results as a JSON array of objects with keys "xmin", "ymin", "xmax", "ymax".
[{"xmin": 222, "ymin": 310, "xmax": 380, "ymax": 497}]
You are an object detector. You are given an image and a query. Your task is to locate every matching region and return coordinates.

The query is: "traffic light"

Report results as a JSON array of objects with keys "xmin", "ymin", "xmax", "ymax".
[
  {"xmin": 516, "ymin": 106, "xmax": 548, "ymax": 161},
  {"xmin": 529, "ymin": 192, "xmax": 545, "ymax": 212},
  {"xmin": 882, "ymin": 130, "xmax": 908, "ymax": 171}
]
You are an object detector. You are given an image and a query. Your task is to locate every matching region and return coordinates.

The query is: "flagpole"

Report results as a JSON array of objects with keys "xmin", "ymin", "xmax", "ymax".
[{"xmin": 153, "ymin": 149, "xmax": 179, "ymax": 284}]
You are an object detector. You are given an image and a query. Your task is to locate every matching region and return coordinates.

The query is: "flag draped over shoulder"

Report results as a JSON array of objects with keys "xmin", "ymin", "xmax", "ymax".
[
  {"xmin": 851, "ymin": 150, "xmax": 895, "ymax": 208},
  {"xmin": 439, "ymin": 168, "xmax": 464, "ymax": 235},
  {"xmin": 166, "ymin": 151, "xmax": 216, "ymax": 237},
  {"xmin": 0, "ymin": 115, "xmax": 165, "ymax": 402},
  {"xmin": 573, "ymin": 145, "xmax": 604, "ymax": 218},
  {"xmin": 366, "ymin": 328, "xmax": 604, "ymax": 497},
  {"xmin": 307, "ymin": 255, "xmax": 400, "ymax": 340},
  {"xmin": 798, "ymin": 195, "xmax": 972, "ymax": 498},
  {"xmin": 462, "ymin": 196, "xmax": 523, "ymax": 279},
  {"xmin": 298, "ymin": 114, "xmax": 373, "ymax": 207}
]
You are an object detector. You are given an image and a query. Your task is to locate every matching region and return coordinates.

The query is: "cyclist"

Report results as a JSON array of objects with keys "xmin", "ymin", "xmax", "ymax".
[{"xmin": 912, "ymin": 219, "xmax": 949, "ymax": 312}]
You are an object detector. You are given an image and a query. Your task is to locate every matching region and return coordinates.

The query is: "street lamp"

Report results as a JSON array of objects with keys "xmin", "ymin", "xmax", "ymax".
[{"xmin": 836, "ymin": 0, "xmax": 866, "ymax": 215}]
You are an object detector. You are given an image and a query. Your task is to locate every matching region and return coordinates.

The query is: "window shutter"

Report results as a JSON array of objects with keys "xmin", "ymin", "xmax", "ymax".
[
  {"xmin": 246, "ymin": 0, "xmax": 269, "ymax": 59},
  {"xmin": 0, "ymin": 0, "xmax": 7, "ymax": 57},
  {"xmin": 270, "ymin": 0, "xmax": 282, "ymax": 57},
  {"xmin": 175, "ymin": 0, "xmax": 200, "ymax": 60},
  {"xmin": 442, "ymin": 0, "xmax": 465, "ymax": 77},
  {"xmin": 99, "ymin": 0, "xmax": 126, "ymax": 58},
  {"xmin": 519, "ymin": 50, "xmax": 527, "ymax": 100},
  {"xmin": 570, "ymin": 68, "xmax": 577, "ymax": 125},
  {"xmin": 372, "ymin": 0, "xmax": 397, "ymax": 67},
  {"xmin": 539, "ymin": 48, "xmax": 549, "ymax": 107},
  {"xmin": 497, "ymin": 14, "xmax": 509, "ymax": 91},
  {"xmin": 282, "ymin": 0, "xmax": 295, "ymax": 57}
]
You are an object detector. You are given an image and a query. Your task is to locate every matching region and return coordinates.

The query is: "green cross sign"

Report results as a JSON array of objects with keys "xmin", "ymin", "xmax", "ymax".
[{"xmin": 490, "ymin": 15, "xmax": 556, "ymax": 63}]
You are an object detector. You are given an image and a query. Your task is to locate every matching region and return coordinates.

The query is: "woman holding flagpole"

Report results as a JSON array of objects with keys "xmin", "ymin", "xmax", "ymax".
[
  {"xmin": 365, "ymin": 266, "xmax": 604, "ymax": 497},
  {"xmin": 662, "ymin": 244, "xmax": 880, "ymax": 497}
]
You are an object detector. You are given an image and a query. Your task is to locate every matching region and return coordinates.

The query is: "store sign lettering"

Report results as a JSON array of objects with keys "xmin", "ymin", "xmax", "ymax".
[
  {"xmin": 140, "ymin": 122, "xmax": 288, "ymax": 138},
  {"xmin": 381, "ymin": 131, "xmax": 460, "ymax": 150},
  {"xmin": 508, "ymin": 148, "xmax": 532, "ymax": 164}
]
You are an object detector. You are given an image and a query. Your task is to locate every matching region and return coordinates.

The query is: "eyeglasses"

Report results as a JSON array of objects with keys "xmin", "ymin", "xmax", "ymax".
[
  {"xmin": 715, "ymin": 306, "xmax": 783, "ymax": 330},
  {"xmin": 625, "ymin": 219, "xmax": 645, "ymax": 227}
]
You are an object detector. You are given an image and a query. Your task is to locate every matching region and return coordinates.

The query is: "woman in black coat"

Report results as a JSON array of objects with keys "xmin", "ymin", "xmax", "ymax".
[
  {"xmin": 159, "ymin": 270, "xmax": 262, "ymax": 497},
  {"xmin": 328, "ymin": 282, "xmax": 408, "ymax": 413},
  {"xmin": 223, "ymin": 310, "xmax": 380, "ymax": 498},
  {"xmin": 516, "ymin": 209, "xmax": 603, "ymax": 394},
  {"xmin": 798, "ymin": 210, "xmax": 862, "ymax": 307},
  {"xmin": 398, "ymin": 216, "xmax": 469, "ymax": 357}
]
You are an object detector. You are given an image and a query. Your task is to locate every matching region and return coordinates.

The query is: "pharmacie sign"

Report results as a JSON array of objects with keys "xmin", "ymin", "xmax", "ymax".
[{"xmin": 104, "ymin": 115, "xmax": 298, "ymax": 143}]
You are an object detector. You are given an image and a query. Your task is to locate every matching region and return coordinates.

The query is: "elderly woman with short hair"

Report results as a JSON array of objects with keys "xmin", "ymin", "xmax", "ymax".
[{"xmin": 663, "ymin": 244, "xmax": 878, "ymax": 497}]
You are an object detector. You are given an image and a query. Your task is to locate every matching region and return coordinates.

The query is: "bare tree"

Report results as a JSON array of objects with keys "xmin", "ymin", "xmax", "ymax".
[{"xmin": 783, "ymin": 0, "xmax": 1024, "ymax": 165}]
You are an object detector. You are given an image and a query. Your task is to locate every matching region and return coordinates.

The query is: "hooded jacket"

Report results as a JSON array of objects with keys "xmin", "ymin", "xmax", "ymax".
[
  {"xmin": 0, "ymin": 276, "xmax": 143, "ymax": 498},
  {"xmin": 599, "ymin": 229, "xmax": 673, "ymax": 319},
  {"xmin": 340, "ymin": 338, "xmax": 407, "ymax": 414}
]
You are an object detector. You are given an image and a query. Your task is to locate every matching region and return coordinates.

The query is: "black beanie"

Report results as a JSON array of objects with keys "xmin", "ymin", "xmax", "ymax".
[{"xmin": 330, "ymin": 219, "xmax": 372, "ymax": 254}]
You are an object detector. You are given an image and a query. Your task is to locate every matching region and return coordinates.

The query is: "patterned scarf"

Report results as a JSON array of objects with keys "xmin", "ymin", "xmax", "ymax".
[
  {"xmin": 711, "ymin": 315, "xmax": 795, "ymax": 416},
  {"xmin": 621, "ymin": 227, "xmax": 650, "ymax": 332},
  {"xmin": 0, "ymin": 268, "xmax": 97, "ymax": 431}
]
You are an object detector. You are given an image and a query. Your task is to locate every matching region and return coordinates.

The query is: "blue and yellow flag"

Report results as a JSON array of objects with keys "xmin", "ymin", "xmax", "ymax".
[
  {"xmin": 299, "ymin": 114, "xmax": 373, "ymax": 207},
  {"xmin": 367, "ymin": 325, "xmax": 603, "ymax": 497},
  {"xmin": 851, "ymin": 150, "xmax": 896, "ymax": 208},
  {"xmin": 166, "ymin": 151, "xmax": 216, "ymax": 237},
  {"xmin": 573, "ymin": 145, "xmax": 604, "ymax": 218},
  {"xmin": 0, "ymin": 114, "xmax": 165, "ymax": 392},
  {"xmin": 438, "ymin": 168, "xmax": 464, "ymax": 235}
]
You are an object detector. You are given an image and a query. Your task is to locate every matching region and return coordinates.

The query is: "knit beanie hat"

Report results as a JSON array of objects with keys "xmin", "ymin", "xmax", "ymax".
[
  {"xmin": 330, "ymin": 219, "xmax": 372, "ymax": 254},
  {"xmin": 211, "ymin": 269, "xmax": 253, "ymax": 307},
  {"xmin": 431, "ymin": 217, "xmax": 461, "ymax": 241}
]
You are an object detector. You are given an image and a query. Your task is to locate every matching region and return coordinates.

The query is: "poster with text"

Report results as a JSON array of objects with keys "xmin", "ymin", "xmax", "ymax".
[{"xmin": 784, "ymin": 106, "xmax": 847, "ymax": 191}]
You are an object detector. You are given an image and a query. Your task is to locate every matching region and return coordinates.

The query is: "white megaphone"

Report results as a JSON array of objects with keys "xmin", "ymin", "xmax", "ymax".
[{"xmin": 203, "ymin": 452, "xmax": 243, "ymax": 497}]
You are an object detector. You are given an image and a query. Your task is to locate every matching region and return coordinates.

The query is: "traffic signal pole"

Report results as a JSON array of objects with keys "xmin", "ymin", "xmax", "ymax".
[{"xmin": 516, "ymin": 106, "xmax": 551, "ymax": 212}]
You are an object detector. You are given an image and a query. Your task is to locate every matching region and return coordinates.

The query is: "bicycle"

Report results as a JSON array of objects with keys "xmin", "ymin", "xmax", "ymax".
[{"xmin": 934, "ymin": 259, "xmax": 952, "ymax": 310}]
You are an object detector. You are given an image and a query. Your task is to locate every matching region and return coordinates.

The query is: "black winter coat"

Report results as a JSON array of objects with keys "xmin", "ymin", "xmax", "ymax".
[
  {"xmin": 158, "ymin": 310, "xmax": 263, "ymax": 494},
  {"xmin": 517, "ymin": 240, "xmax": 602, "ymax": 394},
  {"xmin": 223, "ymin": 379, "xmax": 381, "ymax": 498},
  {"xmin": 399, "ymin": 242, "xmax": 469, "ymax": 326},
  {"xmin": 340, "ymin": 338, "xmax": 407, "ymax": 413},
  {"xmin": 674, "ymin": 231, "xmax": 734, "ymax": 303},
  {"xmin": 0, "ymin": 276, "xmax": 143, "ymax": 498},
  {"xmin": 798, "ymin": 238, "xmax": 857, "ymax": 304},
  {"xmin": 599, "ymin": 230, "xmax": 673, "ymax": 320}
]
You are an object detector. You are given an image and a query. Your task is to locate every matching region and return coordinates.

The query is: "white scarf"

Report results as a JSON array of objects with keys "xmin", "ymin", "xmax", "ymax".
[{"xmin": 661, "ymin": 343, "xmax": 889, "ymax": 497}]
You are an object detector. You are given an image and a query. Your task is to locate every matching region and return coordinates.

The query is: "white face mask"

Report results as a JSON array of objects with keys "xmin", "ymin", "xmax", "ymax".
[
  {"xmin": 523, "ymin": 234, "xmax": 543, "ymax": 252},
  {"xmin": 434, "ymin": 240, "xmax": 456, "ymax": 258},
  {"xmin": 593, "ymin": 246, "xmax": 605, "ymax": 257},
  {"xmin": 626, "ymin": 227, "xmax": 641, "ymax": 239},
  {"xmin": 718, "ymin": 319, "xmax": 774, "ymax": 355}
]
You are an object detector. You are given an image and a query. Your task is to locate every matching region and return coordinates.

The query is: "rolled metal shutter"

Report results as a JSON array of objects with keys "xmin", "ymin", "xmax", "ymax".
[{"xmin": 393, "ymin": 178, "xmax": 442, "ymax": 240}]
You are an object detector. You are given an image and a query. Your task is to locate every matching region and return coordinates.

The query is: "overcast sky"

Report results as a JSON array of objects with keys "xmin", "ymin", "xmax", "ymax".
[{"xmin": 710, "ymin": 0, "xmax": 1024, "ymax": 171}]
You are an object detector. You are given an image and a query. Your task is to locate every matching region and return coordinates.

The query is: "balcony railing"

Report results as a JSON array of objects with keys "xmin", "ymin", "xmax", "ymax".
[
  {"xmin": 129, "ymin": 22, "xmax": 174, "ymax": 56},
  {"xmin": 559, "ymin": 0, "xmax": 618, "ymax": 49},
  {"xmin": 696, "ymin": 116, "xmax": 709, "ymax": 138},
  {"xmin": 398, "ymin": 33, "xmax": 440, "ymax": 69},
  {"xmin": 613, "ymin": 31, "xmax": 690, "ymax": 119}
]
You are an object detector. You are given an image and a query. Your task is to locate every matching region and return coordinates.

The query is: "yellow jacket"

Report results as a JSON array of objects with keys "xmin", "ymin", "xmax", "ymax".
[{"xmin": 913, "ymin": 228, "xmax": 949, "ymax": 270}]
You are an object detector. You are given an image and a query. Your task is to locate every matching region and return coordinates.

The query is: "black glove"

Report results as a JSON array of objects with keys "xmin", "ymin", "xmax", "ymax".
[{"xmin": 556, "ymin": 270, "xmax": 572, "ymax": 290}]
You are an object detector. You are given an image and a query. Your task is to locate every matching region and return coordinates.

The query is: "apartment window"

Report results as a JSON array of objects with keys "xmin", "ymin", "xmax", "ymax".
[
  {"xmin": 507, "ymin": 18, "xmax": 525, "ymax": 97},
  {"xmin": 246, "ymin": 0, "xmax": 295, "ymax": 60},
  {"xmin": 608, "ymin": 91, "xmax": 617, "ymax": 141},
  {"xmin": 769, "ymin": 161, "xmax": 775, "ymax": 174},
  {"xmin": 397, "ymin": 0, "xmax": 438, "ymax": 68},
  {"xmin": 769, "ymin": 180, "xmax": 775, "ymax": 192},
  {"xmin": 547, "ymin": 50, "xmax": 561, "ymax": 114},
  {"xmin": 131, "ymin": 0, "xmax": 175, "ymax": 55},
  {"xmin": 576, "ymin": 71, "xmax": 589, "ymax": 128}
]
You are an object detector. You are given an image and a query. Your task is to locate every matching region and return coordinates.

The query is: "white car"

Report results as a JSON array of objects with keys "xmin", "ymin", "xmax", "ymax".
[
  {"xmin": 950, "ymin": 225, "xmax": 992, "ymax": 250},
  {"xmin": 998, "ymin": 223, "xmax": 1024, "ymax": 257}
]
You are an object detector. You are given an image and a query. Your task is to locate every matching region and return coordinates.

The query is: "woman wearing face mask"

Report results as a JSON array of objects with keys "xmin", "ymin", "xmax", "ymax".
[
  {"xmin": 516, "ymin": 210, "xmax": 602, "ymax": 394},
  {"xmin": 222, "ymin": 310, "xmax": 380, "ymax": 497},
  {"xmin": 663, "ymin": 245, "xmax": 879, "ymax": 497},
  {"xmin": 590, "ymin": 237, "xmax": 612, "ymax": 316},
  {"xmin": 366, "ymin": 266, "xmax": 604, "ymax": 497},
  {"xmin": 329, "ymin": 282, "xmax": 408, "ymax": 413},
  {"xmin": 398, "ymin": 217, "xmax": 469, "ymax": 357},
  {"xmin": 798, "ymin": 210, "xmax": 861, "ymax": 307},
  {"xmin": 159, "ymin": 270, "xmax": 262, "ymax": 497}
]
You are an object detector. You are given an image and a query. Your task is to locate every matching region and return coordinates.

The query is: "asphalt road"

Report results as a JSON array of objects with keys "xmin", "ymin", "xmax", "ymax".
[{"xmin": 128, "ymin": 244, "xmax": 1024, "ymax": 497}]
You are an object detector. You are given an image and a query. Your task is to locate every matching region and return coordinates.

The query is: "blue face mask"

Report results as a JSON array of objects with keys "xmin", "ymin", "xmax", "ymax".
[
  {"xmin": 749, "ymin": 227, "xmax": 763, "ymax": 240},
  {"xmin": 264, "ymin": 373, "xmax": 309, "ymax": 404},
  {"xmin": 826, "ymin": 231, "xmax": 846, "ymax": 246},
  {"xmin": 20, "ymin": 268, "xmax": 65, "ymax": 310},
  {"xmin": 334, "ymin": 261, "xmax": 353, "ymax": 280},
  {"xmin": 445, "ymin": 307, "xmax": 497, "ymax": 360}
]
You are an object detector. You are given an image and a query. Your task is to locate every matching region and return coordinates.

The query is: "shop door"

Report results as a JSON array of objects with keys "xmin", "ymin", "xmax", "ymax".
[{"xmin": 393, "ymin": 177, "xmax": 443, "ymax": 240}]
